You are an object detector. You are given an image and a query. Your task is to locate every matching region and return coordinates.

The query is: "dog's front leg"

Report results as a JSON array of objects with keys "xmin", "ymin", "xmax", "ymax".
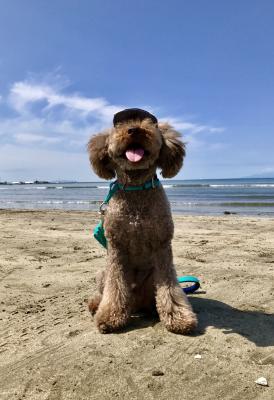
[
  {"xmin": 95, "ymin": 248, "xmax": 131, "ymax": 333},
  {"xmin": 154, "ymin": 246, "xmax": 197, "ymax": 334}
]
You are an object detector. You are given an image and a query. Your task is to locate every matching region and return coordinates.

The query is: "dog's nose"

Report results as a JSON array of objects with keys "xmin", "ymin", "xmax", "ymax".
[{"xmin": 128, "ymin": 128, "xmax": 139, "ymax": 135}]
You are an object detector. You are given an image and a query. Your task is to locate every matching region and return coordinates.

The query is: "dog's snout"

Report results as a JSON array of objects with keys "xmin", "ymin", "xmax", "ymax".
[{"xmin": 128, "ymin": 128, "xmax": 139, "ymax": 135}]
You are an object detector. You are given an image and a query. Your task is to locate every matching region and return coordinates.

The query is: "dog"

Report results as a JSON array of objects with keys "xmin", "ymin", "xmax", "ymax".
[{"xmin": 87, "ymin": 108, "xmax": 197, "ymax": 334}]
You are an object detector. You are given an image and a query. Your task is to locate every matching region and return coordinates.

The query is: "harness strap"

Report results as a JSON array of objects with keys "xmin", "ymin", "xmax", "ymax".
[
  {"xmin": 95, "ymin": 176, "xmax": 161, "ymax": 246},
  {"xmin": 100, "ymin": 176, "xmax": 161, "ymax": 212}
]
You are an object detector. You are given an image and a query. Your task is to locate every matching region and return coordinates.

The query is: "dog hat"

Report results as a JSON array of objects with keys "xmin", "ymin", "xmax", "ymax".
[{"xmin": 113, "ymin": 108, "xmax": 158, "ymax": 126}]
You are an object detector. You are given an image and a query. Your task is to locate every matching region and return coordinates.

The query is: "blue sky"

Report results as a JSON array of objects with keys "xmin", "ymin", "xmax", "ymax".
[{"xmin": 0, "ymin": 0, "xmax": 274, "ymax": 181}]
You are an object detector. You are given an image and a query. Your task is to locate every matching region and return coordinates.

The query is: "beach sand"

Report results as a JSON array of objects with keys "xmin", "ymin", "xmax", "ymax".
[{"xmin": 0, "ymin": 210, "xmax": 273, "ymax": 400}]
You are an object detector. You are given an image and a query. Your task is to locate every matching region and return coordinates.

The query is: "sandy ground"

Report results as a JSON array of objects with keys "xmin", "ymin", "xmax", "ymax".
[{"xmin": 0, "ymin": 210, "xmax": 273, "ymax": 400}]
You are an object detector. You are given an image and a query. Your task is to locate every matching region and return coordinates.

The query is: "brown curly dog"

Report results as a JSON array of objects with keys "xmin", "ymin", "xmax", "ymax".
[{"xmin": 87, "ymin": 108, "xmax": 197, "ymax": 334}]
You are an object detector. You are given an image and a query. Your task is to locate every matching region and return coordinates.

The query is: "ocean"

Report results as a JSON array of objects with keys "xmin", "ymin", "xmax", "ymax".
[{"xmin": 1, "ymin": 178, "xmax": 274, "ymax": 216}]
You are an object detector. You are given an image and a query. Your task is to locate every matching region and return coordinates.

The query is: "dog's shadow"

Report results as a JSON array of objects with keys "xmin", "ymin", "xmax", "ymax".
[
  {"xmin": 124, "ymin": 297, "xmax": 274, "ymax": 347},
  {"xmin": 190, "ymin": 297, "xmax": 274, "ymax": 347}
]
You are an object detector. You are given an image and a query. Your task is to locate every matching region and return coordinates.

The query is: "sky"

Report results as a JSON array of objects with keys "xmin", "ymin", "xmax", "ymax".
[{"xmin": 0, "ymin": 0, "xmax": 274, "ymax": 182}]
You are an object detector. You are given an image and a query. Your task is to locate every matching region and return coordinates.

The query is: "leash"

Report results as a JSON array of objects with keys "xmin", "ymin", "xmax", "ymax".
[
  {"xmin": 178, "ymin": 275, "xmax": 200, "ymax": 294},
  {"xmin": 93, "ymin": 177, "xmax": 200, "ymax": 294}
]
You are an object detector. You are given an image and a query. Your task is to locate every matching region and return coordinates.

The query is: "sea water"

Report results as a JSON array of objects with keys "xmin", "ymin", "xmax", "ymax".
[{"xmin": 0, "ymin": 178, "xmax": 274, "ymax": 216}]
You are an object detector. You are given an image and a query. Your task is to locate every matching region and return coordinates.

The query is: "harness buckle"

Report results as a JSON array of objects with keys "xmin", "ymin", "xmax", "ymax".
[{"xmin": 99, "ymin": 202, "xmax": 107, "ymax": 216}]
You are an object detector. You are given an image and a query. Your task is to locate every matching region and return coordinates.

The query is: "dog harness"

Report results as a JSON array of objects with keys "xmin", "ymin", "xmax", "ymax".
[
  {"xmin": 94, "ymin": 176, "xmax": 161, "ymax": 248},
  {"xmin": 92, "ymin": 176, "xmax": 200, "ymax": 294}
]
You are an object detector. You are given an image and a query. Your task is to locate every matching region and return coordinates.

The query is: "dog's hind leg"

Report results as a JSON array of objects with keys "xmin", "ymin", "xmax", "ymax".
[
  {"xmin": 88, "ymin": 271, "xmax": 105, "ymax": 316},
  {"xmin": 153, "ymin": 246, "xmax": 197, "ymax": 334}
]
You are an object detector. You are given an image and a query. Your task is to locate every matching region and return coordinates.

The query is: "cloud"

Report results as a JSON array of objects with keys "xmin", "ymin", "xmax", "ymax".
[
  {"xmin": 0, "ymin": 75, "xmax": 225, "ymax": 180},
  {"xmin": 1, "ymin": 79, "xmax": 124, "ymax": 153},
  {"xmin": 1, "ymin": 78, "xmax": 225, "ymax": 151},
  {"xmin": 259, "ymin": 166, "xmax": 274, "ymax": 174},
  {"xmin": 8, "ymin": 81, "xmax": 122, "ymax": 121},
  {"xmin": 14, "ymin": 132, "xmax": 62, "ymax": 144},
  {"xmin": 158, "ymin": 116, "xmax": 225, "ymax": 151},
  {"xmin": 160, "ymin": 116, "xmax": 225, "ymax": 135},
  {"xmin": 2, "ymin": 78, "xmax": 130, "ymax": 152}
]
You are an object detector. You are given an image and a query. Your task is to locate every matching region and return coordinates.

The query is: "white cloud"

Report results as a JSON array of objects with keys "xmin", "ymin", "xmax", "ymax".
[
  {"xmin": 259, "ymin": 166, "xmax": 274, "ymax": 173},
  {"xmin": 0, "ymin": 75, "xmax": 225, "ymax": 180},
  {"xmin": 8, "ymin": 81, "xmax": 122, "ymax": 121},
  {"xmin": 2, "ymin": 78, "xmax": 225, "ymax": 150},
  {"xmin": 14, "ymin": 133, "xmax": 62, "ymax": 144},
  {"xmin": 1, "ymin": 80, "xmax": 123, "ymax": 154},
  {"xmin": 160, "ymin": 117, "xmax": 225, "ymax": 135}
]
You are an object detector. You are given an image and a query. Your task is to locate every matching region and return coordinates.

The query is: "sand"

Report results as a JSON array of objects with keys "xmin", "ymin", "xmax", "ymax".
[{"xmin": 0, "ymin": 210, "xmax": 273, "ymax": 400}]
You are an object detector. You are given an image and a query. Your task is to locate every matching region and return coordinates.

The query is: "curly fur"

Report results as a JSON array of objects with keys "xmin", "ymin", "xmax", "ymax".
[{"xmin": 87, "ymin": 116, "xmax": 197, "ymax": 334}]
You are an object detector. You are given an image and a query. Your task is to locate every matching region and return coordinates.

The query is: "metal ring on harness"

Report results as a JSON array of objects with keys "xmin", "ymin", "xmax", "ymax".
[{"xmin": 99, "ymin": 202, "xmax": 107, "ymax": 215}]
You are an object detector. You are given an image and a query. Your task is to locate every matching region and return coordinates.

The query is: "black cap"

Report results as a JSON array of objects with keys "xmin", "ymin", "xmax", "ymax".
[{"xmin": 113, "ymin": 108, "xmax": 158, "ymax": 126}]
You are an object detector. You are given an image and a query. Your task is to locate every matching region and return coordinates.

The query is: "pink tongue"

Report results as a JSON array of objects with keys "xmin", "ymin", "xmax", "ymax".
[{"xmin": 125, "ymin": 148, "xmax": 144, "ymax": 162}]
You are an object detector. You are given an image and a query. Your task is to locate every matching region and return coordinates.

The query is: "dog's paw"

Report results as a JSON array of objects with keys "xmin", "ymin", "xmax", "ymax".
[
  {"xmin": 97, "ymin": 321, "xmax": 118, "ymax": 334},
  {"xmin": 95, "ymin": 309, "xmax": 129, "ymax": 334},
  {"xmin": 164, "ymin": 309, "xmax": 197, "ymax": 335}
]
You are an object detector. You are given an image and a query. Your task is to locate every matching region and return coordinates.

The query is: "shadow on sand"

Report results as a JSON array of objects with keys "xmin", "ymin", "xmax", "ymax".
[
  {"xmin": 121, "ymin": 297, "xmax": 274, "ymax": 347},
  {"xmin": 189, "ymin": 296, "xmax": 274, "ymax": 347}
]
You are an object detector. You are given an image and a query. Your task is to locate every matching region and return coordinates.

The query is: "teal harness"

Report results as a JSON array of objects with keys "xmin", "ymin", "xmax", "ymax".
[
  {"xmin": 93, "ymin": 176, "xmax": 200, "ymax": 294},
  {"xmin": 94, "ymin": 176, "xmax": 161, "ymax": 248}
]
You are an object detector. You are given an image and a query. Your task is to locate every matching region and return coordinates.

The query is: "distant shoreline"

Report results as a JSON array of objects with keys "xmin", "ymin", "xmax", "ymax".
[{"xmin": 1, "ymin": 177, "xmax": 274, "ymax": 185}]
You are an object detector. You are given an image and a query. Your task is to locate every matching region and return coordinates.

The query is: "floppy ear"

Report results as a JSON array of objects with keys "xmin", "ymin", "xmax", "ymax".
[
  {"xmin": 157, "ymin": 123, "xmax": 186, "ymax": 178},
  {"xmin": 87, "ymin": 131, "xmax": 115, "ymax": 180}
]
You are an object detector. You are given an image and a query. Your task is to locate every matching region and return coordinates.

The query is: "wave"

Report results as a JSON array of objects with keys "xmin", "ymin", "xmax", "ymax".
[
  {"xmin": 219, "ymin": 202, "xmax": 274, "ymax": 207},
  {"xmin": 171, "ymin": 184, "xmax": 210, "ymax": 188},
  {"xmin": 170, "ymin": 183, "xmax": 274, "ymax": 188},
  {"xmin": 170, "ymin": 200, "xmax": 274, "ymax": 208},
  {"xmin": 228, "ymin": 195, "xmax": 274, "ymax": 199},
  {"xmin": 61, "ymin": 185, "xmax": 98, "ymax": 189},
  {"xmin": 37, "ymin": 200, "xmax": 101, "ymax": 204},
  {"xmin": 0, "ymin": 200, "xmax": 101, "ymax": 205},
  {"xmin": 209, "ymin": 184, "xmax": 274, "ymax": 188},
  {"xmin": 3, "ymin": 182, "xmax": 274, "ymax": 190},
  {"xmin": 18, "ymin": 185, "xmax": 99, "ymax": 190}
]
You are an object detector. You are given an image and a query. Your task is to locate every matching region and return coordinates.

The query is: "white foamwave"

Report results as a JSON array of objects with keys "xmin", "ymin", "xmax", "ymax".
[
  {"xmin": 67, "ymin": 200, "xmax": 90, "ymax": 204},
  {"xmin": 37, "ymin": 200, "xmax": 63, "ymax": 204},
  {"xmin": 210, "ymin": 184, "xmax": 274, "ymax": 188}
]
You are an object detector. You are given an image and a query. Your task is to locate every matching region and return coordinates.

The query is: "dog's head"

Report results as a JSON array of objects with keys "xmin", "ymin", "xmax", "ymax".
[{"xmin": 88, "ymin": 108, "xmax": 185, "ymax": 181}]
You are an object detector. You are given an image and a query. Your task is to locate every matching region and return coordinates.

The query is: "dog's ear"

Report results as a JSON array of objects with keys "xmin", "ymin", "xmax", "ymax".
[
  {"xmin": 157, "ymin": 123, "xmax": 186, "ymax": 178},
  {"xmin": 87, "ymin": 131, "xmax": 115, "ymax": 179}
]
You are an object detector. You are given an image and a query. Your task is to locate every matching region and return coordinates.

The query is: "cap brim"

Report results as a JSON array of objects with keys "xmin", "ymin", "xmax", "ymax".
[{"xmin": 113, "ymin": 108, "xmax": 158, "ymax": 126}]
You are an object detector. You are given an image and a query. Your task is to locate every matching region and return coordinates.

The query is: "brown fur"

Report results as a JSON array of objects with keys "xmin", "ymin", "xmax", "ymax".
[{"xmin": 87, "ymin": 117, "xmax": 197, "ymax": 334}]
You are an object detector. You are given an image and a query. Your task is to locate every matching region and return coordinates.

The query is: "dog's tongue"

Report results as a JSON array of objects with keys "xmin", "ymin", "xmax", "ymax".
[{"xmin": 125, "ymin": 148, "xmax": 144, "ymax": 162}]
